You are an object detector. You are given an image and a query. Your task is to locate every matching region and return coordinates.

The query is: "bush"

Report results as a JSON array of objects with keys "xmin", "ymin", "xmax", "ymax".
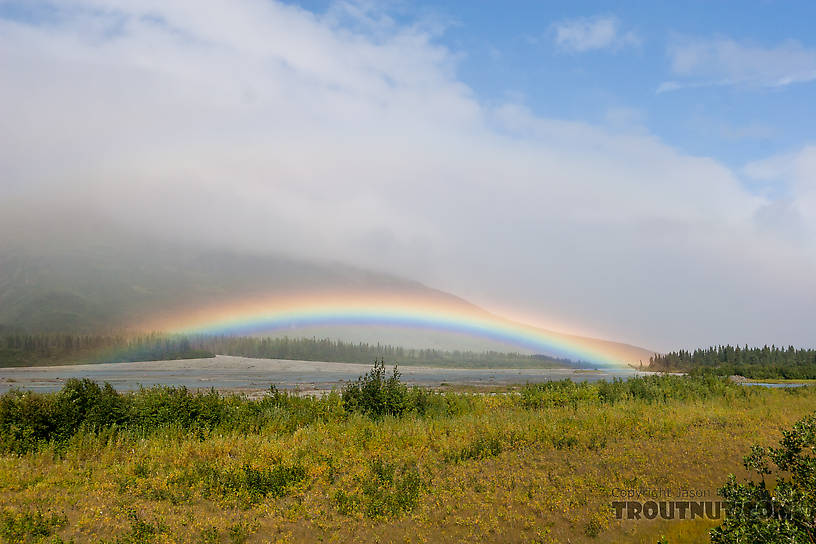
[
  {"xmin": 0, "ymin": 370, "xmax": 750, "ymax": 454},
  {"xmin": 710, "ymin": 412, "xmax": 816, "ymax": 543},
  {"xmin": 173, "ymin": 461, "xmax": 307, "ymax": 506},
  {"xmin": 56, "ymin": 379, "xmax": 130, "ymax": 435},
  {"xmin": 0, "ymin": 509, "xmax": 67, "ymax": 543},
  {"xmin": 447, "ymin": 435, "xmax": 503, "ymax": 463},
  {"xmin": 0, "ymin": 379, "xmax": 131, "ymax": 453},
  {"xmin": 520, "ymin": 375, "xmax": 745, "ymax": 409},
  {"xmin": 335, "ymin": 458, "xmax": 427, "ymax": 518},
  {"xmin": 0, "ymin": 382, "xmax": 233, "ymax": 453},
  {"xmin": 130, "ymin": 386, "xmax": 227, "ymax": 430},
  {"xmin": 107, "ymin": 512, "xmax": 164, "ymax": 544},
  {"xmin": 342, "ymin": 360, "xmax": 410, "ymax": 417},
  {"xmin": 521, "ymin": 379, "xmax": 598, "ymax": 408}
]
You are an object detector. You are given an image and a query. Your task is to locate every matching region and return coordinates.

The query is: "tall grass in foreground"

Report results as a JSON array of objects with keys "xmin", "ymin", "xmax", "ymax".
[
  {"xmin": 0, "ymin": 364, "xmax": 752, "ymax": 455},
  {"xmin": 0, "ymin": 366, "xmax": 813, "ymax": 543}
]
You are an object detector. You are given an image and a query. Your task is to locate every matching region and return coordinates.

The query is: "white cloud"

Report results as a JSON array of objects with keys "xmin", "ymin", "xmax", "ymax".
[
  {"xmin": 551, "ymin": 15, "xmax": 639, "ymax": 53},
  {"xmin": 0, "ymin": 1, "xmax": 815, "ymax": 350},
  {"xmin": 745, "ymin": 146, "xmax": 816, "ymax": 239},
  {"xmin": 661, "ymin": 36, "xmax": 816, "ymax": 91}
]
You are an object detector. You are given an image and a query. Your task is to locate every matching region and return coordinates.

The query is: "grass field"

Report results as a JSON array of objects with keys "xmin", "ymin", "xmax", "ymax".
[{"xmin": 0, "ymin": 373, "xmax": 814, "ymax": 543}]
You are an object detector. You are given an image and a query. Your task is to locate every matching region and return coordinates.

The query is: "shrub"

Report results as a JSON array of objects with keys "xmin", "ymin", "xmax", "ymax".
[
  {"xmin": 0, "ymin": 383, "xmax": 232, "ymax": 453},
  {"xmin": 130, "ymin": 386, "xmax": 227, "ymax": 430},
  {"xmin": 520, "ymin": 375, "xmax": 745, "ymax": 410},
  {"xmin": 0, "ymin": 509, "xmax": 67, "ymax": 543},
  {"xmin": 710, "ymin": 412, "xmax": 816, "ymax": 543},
  {"xmin": 335, "ymin": 459, "xmax": 427, "ymax": 518},
  {"xmin": 0, "ymin": 391, "xmax": 54, "ymax": 453},
  {"xmin": 173, "ymin": 461, "xmax": 307, "ymax": 506},
  {"xmin": 107, "ymin": 512, "xmax": 163, "ymax": 544},
  {"xmin": 0, "ymin": 379, "xmax": 131, "ymax": 453},
  {"xmin": 199, "ymin": 526, "xmax": 219, "ymax": 544},
  {"xmin": 447, "ymin": 435, "xmax": 503, "ymax": 463},
  {"xmin": 227, "ymin": 522, "xmax": 252, "ymax": 544},
  {"xmin": 582, "ymin": 509, "xmax": 609, "ymax": 538},
  {"xmin": 0, "ymin": 370, "xmax": 750, "ymax": 454},
  {"xmin": 521, "ymin": 379, "xmax": 598, "ymax": 408},
  {"xmin": 57, "ymin": 379, "xmax": 130, "ymax": 434},
  {"xmin": 342, "ymin": 360, "xmax": 410, "ymax": 417}
]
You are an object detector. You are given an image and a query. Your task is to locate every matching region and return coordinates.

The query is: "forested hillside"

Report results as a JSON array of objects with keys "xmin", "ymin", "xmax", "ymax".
[{"xmin": 648, "ymin": 345, "xmax": 816, "ymax": 379}]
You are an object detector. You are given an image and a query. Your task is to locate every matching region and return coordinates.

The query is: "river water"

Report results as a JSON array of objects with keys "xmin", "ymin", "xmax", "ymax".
[{"xmin": 0, "ymin": 355, "xmax": 647, "ymax": 394}]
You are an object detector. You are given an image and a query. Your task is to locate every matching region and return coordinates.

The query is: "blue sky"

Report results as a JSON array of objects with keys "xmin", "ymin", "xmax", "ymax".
[
  {"xmin": 1, "ymin": 0, "xmax": 815, "ymax": 349},
  {"xmin": 274, "ymin": 1, "xmax": 816, "ymax": 176},
  {"xmin": 451, "ymin": 2, "xmax": 815, "ymax": 167}
]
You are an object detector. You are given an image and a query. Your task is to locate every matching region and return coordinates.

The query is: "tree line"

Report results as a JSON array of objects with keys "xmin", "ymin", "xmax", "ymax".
[
  {"xmin": 193, "ymin": 335, "xmax": 571, "ymax": 368},
  {"xmin": 648, "ymin": 344, "xmax": 816, "ymax": 379},
  {"xmin": 0, "ymin": 332, "xmax": 571, "ymax": 368},
  {"xmin": 0, "ymin": 333, "xmax": 213, "ymax": 367}
]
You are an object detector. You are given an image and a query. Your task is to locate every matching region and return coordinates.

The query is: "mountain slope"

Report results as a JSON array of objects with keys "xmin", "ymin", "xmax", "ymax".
[{"xmin": 0, "ymin": 216, "xmax": 655, "ymax": 364}]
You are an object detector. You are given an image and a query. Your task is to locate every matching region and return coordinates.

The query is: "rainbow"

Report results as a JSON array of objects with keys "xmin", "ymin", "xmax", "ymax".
[{"xmin": 149, "ymin": 292, "xmax": 632, "ymax": 368}]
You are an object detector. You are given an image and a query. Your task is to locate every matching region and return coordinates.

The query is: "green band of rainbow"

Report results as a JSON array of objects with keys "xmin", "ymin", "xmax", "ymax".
[{"xmin": 163, "ymin": 296, "xmax": 627, "ymax": 367}]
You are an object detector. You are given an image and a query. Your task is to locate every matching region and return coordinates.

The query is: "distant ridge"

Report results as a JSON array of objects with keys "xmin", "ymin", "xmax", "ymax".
[{"xmin": 0, "ymin": 215, "xmax": 654, "ymax": 365}]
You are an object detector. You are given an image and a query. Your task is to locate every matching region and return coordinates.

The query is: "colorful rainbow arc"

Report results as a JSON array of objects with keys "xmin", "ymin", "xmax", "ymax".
[{"xmin": 159, "ymin": 295, "xmax": 628, "ymax": 368}]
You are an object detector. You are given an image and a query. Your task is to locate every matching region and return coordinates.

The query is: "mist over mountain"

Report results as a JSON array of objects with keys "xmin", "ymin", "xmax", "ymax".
[
  {"xmin": 0, "ymin": 212, "xmax": 439, "ymax": 332},
  {"xmin": 0, "ymin": 212, "xmax": 653, "ymax": 363}
]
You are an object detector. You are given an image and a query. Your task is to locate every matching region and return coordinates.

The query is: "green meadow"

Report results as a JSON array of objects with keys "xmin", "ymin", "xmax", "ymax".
[{"xmin": 1, "ymin": 365, "xmax": 814, "ymax": 543}]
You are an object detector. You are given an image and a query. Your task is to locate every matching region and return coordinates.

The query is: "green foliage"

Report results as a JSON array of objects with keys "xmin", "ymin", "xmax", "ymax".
[
  {"xmin": 0, "ymin": 331, "xmax": 575, "ymax": 369},
  {"xmin": 0, "ymin": 510, "xmax": 67, "ymax": 544},
  {"xmin": 0, "ymin": 364, "xmax": 814, "ymax": 538},
  {"xmin": 0, "ymin": 379, "xmax": 237, "ymax": 453},
  {"xmin": 520, "ymin": 374, "xmax": 743, "ymax": 408},
  {"xmin": 584, "ymin": 517, "xmax": 603, "ymax": 537},
  {"xmin": 0, "ymin": 379, "xmax": 350, "ymax": 454},
  {"xmin": 57, "ymin": 379, "xmax": 129, "ymax": 434},
  {"xmin": 0, "ymin": 333, "xmax": 213, "ymax": 368},
  {"xmin": 199, "ymin": 526, "xmax": 219, "ymax": 544},
  {"xmin": 339, "ymin": 360, "xmax": 451, "ymax": 418},
  {"xmin": 0, "ymin": 378, "xmax": 130, "ymax": 452},
  {"xmin": 522, "ymin": 379, "xmax": 599, "ymax": 408},
  {"xmin": 649, "ymin": 344, "xmax": 816, "ymax": 379},
  {"xmin": 129, "ymin": 386, "xmax": 227, "ymax": 430},
  {"xmin": 196, "ymin": 335, "xmax": 569, "ymax": 368},
  {"xmin": 447, "ymin": 435, "xmax": 503, "ymax": 463},
  {"xmin": 174, "ymin": 462, "xmax": 307, "ymax": 506},
  {"xmin": 335, "ymin": 459, "xmax": 427, "ymax": 518},
  {"xmin": 710, "ymin": 412, "xmax": 816, "ymax": 543},
  {"xmin": 0, "ymin": 363, "xmax": 754, "ymax": 455},
  {"xmin": 226, "ymin": 523, "xmax": 251, "ymax": 544},
  {"xmin": 107, "ymin": 512, "xmax": 163, "ymax": 544},
  {"xmin": 341, "ymin": 360, "xmax": 412, "ymax": 417}
]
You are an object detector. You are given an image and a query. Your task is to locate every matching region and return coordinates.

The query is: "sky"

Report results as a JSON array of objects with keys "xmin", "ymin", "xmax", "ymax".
[{"xmin": 1, "ymin": 0, "xmax": 815, "ymax": 351}]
